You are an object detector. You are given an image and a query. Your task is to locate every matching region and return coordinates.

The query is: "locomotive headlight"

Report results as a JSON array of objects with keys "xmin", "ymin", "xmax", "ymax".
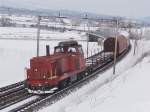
[
  {"xmin": 43, "ymin": 75, "xmax": 46, "ymax": 78},
  {"xmin": 38, "ymin": 84, "xmax": 42, "ymax": 86},
  {"xmin": 34, "ymin": 69, "xmax": 38, "ymax": 72}
]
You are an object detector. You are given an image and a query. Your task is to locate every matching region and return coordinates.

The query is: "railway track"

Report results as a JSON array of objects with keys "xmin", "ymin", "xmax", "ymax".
[
  {"xmin": 0, "ymin": 81, "xmax": 26, "ymax": 99},
  {"xmin": 0, "ymin": 81, "xmax": 32, "ymax": 110},
  {"xmin": 0, "ymin": 81, "xmax": 24, "ymax": 93},
  {"xmin": 8, "ymin": 45, "xmax": 131, "ymax": 112},
  {"xmin": 0, "ymin": 88, "xmax": 33, "ymax": 110}
]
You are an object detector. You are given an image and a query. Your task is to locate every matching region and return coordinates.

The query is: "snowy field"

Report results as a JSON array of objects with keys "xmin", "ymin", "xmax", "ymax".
[
  {"xmin": 0, "ymin": 26, "xmax": 150, "ymax": 112},
  {"xmin": 0, "ymin": 14, "xmax": 99, "ymax": 31},
  {"xmin": 0, "ymin": 27, "xmax": 87, "ymax": 40},
  {"xmin": 0, "ymin": 27, "xmax": 100, "ymax": 87}
]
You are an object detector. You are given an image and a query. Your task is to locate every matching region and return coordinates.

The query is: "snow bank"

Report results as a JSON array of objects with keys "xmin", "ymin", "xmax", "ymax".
[{"xmin": 67, "ymin": 55, "xmax": 150, "ymax": 112}]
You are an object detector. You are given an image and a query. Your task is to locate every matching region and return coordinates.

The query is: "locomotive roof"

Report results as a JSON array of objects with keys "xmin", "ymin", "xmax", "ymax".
[{"xmin": 58, "ymin": 40, "xmax": 78, "ymax": 47}]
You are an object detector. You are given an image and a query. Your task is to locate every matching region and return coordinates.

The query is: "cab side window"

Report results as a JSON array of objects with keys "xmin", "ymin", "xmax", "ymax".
[
  {"xmin": 55, "ymin": 47, "xmax": 64, "ymax": 53},
  {"xmin": 68, "ymin": 47, "xmax": 76, "ymax": 53}
]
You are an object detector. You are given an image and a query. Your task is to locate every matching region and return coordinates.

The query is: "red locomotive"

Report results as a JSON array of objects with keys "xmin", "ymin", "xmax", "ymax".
[
  {"xmin": 26, "ymin": 41, "xmax": 86, "ymax": 94},
  {"xmin": 26, "ymin": 34, "xmax": 129, "ymax": 94}
]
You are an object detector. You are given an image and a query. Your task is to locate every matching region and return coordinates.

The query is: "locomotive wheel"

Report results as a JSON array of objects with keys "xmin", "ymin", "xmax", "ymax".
[
  {"xmin": 77, "ymin": 74, "xmax": 82, "ymax": 80},
  {"xmin": 67, "ymin": 78, "xmax": 71, "ymax": 86},
  {"xmin": 59, "ymin": 79, "xmax": 68, "ymax": 89},
  {"xmin": 77, "ymin": 72, "xmax": 85, "ymax": 80}
]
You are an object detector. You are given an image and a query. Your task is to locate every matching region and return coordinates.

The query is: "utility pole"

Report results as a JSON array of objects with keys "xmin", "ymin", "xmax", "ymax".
[
  {"xmin": 82, "ymin": 13, "xmax": 89, "ymax": 58},
  {"xmin": 83, "ymin": 13, "xmax": 89, "ymax": 58},
  {"xmin": 133, "ymin": 39, "xmax": 137, "ymax": 55},
  {"xmin": 37, "ymin": 16, "xmax": 41, "ymax": 57},
  {"xmin": 87, "ymin": 15, "xmax": 90, "ymax": 58},
  {"xmin": 87, "ymin": 33, "xmax": 89, "ymax": 58},
  {"xmin": 133, "ymin": 29, "xmax": 138, "ymax": 55},
  {"xmin": 113, "ymin": 18, "xmax": 119, "ymax": 75}
]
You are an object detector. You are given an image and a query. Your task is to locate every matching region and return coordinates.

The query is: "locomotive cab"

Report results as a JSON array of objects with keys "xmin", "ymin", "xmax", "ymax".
[{"xmin": 54, "ymin": 40, "xmax": 84, "ymax": 57}]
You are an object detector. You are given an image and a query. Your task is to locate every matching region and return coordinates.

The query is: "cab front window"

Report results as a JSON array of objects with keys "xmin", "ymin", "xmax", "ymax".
[
  {"xmin": 68, "ymin": 47, "xmax": 76, "ymax": 53},
  {"xmin": 55, "ymin": 47, "xmax": 64, "ymax": 53}
]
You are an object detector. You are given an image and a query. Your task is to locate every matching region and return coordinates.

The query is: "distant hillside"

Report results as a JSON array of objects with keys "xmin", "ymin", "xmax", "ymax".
[
  {"xmin": 139, "ymin": 16, "xmax": 150, "ymax": 23},
  {"xmin": 0, "ymin": 6, "xmax": 114, "ymax": 19},
  {"xmin": 0, "ymin": 6, "xmax": 147, "ymax": 27}
]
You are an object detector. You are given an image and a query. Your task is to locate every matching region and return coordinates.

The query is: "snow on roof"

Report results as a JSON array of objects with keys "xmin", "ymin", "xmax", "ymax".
[{"xmin": 119, "ymin": 31, "xmax": 129, "ymax": 38}]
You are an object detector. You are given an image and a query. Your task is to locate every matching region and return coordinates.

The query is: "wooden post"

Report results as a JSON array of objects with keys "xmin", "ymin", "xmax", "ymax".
[
  {"xmin": 87, "ymin": 15, "xmax": 89, "ymax": 58},
  {"xmin": 133, "ymin": 39, "xmax": 137, "ymax": 55},
  {"xmin": 87, "ymin": 34, "xmax": 89, "ymax": 58},
  {"xmin": 113, "ymin": 18, "xmax": 119, "ymax": 75},
  {"xmin": 133, "ymin": 30, "xmax": 138, "ymax": 55}
]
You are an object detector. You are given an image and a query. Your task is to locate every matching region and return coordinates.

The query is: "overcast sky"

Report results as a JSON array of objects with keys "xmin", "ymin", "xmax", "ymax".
[{"xmin": 0, "ymin": 0, "xmax": 149, "ymax": 17}]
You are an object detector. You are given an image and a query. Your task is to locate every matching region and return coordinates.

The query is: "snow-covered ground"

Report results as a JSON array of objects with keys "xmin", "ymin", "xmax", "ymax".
[
  {"xmin": 0, "ymin": 27, "xmax": 87, "ymax": 40},
  {"xmin": 0, "ymin": 26, "xmax": 150, "ymax": 112},
  {"xmin": 40, "ymin": 31, "xmax": 150, "ymax": 112}
]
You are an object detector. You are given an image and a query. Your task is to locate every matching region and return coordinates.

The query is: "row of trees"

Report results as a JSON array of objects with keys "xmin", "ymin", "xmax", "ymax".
[{"xmin": 0, "ymin": 16, "xmax": 13, "ymax": 27}]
